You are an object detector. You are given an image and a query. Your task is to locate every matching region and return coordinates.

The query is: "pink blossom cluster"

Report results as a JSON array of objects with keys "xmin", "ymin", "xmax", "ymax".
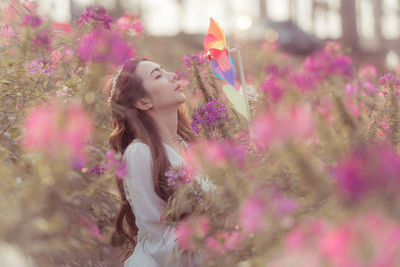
[
  {"xmin": 269, "ymin": 213, "xmax": 400, "ymax": 267},
  {"xmin": 252, "ymin": 104, "xmax": 314, "ymax": 149},
  {"xmin": 116, "ymin": 14, "xmax": 143, "ymax": 35},
  {"xmin": 165, "ymin": 165, "xmax": 192, "ymax": 188},
  {"xmin": 0, "ymin": 24, "xmax": 16, "ymax": 47},
  {"xmin": 332, "ymin": 142, "xmax": 400, "ymax": 201},
  {"xmin": 239, "ymin": 188, "xmax": 298, "ymax": 233},
  {"xmin": 175, "ymin": 215, "xmax": 211, "ymax": 250},
  {"xmin": 21, "ymin": 14, "xmax": 42, "ymax": 27},
  {"xmin": 77, "ymin": 28, "xmax": 134, "ymax": 65},
  {"xmin": 23, "ymin": 102, "xmax": 93, "ymax": 170},
  {"xmin": 175, "ymin": 215, "xmax": 245, "ymax": 254},
  {"xmin": 290, "ymin": 42, "xmax": 353, "ymax": 92},
  {"xmin": 28, "ymin": 56, "xmax": 56, "ymax": 75},
  {"xmin": 77, "ymin": 6, "xmax": 114, "ymax": 30},
  {"xmin": 103, "ymin": 150, "xmax": 127, "ymax": 179}
]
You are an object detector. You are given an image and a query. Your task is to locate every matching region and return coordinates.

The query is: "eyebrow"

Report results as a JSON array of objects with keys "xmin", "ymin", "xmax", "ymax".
[{"xmin": 150, "ymin": 65, "xmax": 163, "ymax": 77}]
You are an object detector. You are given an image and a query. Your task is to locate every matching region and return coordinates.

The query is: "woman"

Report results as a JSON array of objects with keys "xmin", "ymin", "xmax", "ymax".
[{"xmin": 106, "ymin": 58, "xmax": 200, "ymax": 266}]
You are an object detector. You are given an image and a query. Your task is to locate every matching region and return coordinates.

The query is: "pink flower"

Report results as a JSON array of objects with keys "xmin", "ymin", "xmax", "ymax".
[
  {"xmin": 23, "ymin": 102, "xmax": 93, "ymax": 169},
  {"xmin": 175, "ymin": 222, "xmax": 193, "ymax": 250},
  {"xmin": 290, "ymin": 71, "xmax": 317, "ymax": 92},
  {"xmin": 116, "ymin": 14, "xmax": 143, "ymax": 34},
  {"xmin": 205, "ymin": 230, "xmax": 244, "ymax": 254},
  {"xmin": 104, "ymin": 150, "xmax": 127, "ymax": 179},
  {"xmin": 0, "ymin": 24, "xmax": 16, "ymax": 47},
  {"xmin": 358, "ymin": 64, "xmax": 378, "ymax": 80},
  {"xmin": 344, "ymin": 96, "xmax": 361, "ymax": 117},
  {"xmin": 77, "ymin": 6, "xmax": 114, "ymax": 30},
  {"xmin": 205, "ymin": 236, "xmax": 225, "ymax": 254},
  {"xmin": 261, "ymin": 74, "xmax": 285, "ymax": 103},
  {"xmin": 32, "ymin": 30, "xmax": 51, "ymax": 50},
  {"xmin": 332, "ymin": 143, "xmax": 400, "ymax": 200},
  {"xmin": 239, "ymin": 196, "xmax": 266, "ymax": 233},
  {"xmin": 23, "ymin": 105, "xmax": 59, "ymax": 151},
  {"xmin": 77, "ymin": 28, "xmax": 134, "ymax": 65},
  {"xmin": 21, "ymin": 14, "xmax": 42, "ymax": 27},
  {"xmin": 50, "ymin": 46, "xmax": 74, "ymax": 65},
  {"xmin": 252, "ymin": 104, "xmax": 314, "ymax": 149}
]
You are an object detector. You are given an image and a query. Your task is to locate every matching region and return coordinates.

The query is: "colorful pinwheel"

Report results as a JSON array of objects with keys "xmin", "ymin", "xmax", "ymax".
[{"xmin": 203, "ymin": 18, "xmax": 236, "ymax": 86}]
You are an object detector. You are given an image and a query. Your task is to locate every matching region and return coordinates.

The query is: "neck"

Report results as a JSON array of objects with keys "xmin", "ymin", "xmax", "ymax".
[{"xmin": 148, "ymin": 108, "xmax": 179, "ymax": 144}]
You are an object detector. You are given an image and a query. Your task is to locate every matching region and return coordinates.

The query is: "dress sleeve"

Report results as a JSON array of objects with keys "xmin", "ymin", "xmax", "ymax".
[{"xmin": 122, "ymin": 142, "xmax": 187, "ymax": 266}]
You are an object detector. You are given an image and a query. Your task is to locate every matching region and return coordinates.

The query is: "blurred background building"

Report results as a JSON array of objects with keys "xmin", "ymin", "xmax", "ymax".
[{"xmin": 35, "ymin": 0, "xmax": 400, "ymax": 70}]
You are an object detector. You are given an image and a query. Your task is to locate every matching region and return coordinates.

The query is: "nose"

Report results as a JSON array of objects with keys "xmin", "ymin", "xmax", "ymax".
[{"xmin": 169, "ymin": 72, "xmax": 177, "ymax": 82}]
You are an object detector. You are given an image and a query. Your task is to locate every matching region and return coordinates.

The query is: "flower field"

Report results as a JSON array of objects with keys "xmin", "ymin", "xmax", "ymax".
[{"xmin": 1, "ymin": 1, "xmax": 400, "ymax": 266}]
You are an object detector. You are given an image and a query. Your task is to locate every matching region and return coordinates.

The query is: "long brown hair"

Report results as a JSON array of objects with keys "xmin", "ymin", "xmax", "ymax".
[{"xmin": 105, "ymin": 58, "xmax": 196, "ymax": 260}]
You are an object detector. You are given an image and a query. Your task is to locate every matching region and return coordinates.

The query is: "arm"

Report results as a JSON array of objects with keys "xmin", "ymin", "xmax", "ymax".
[{"xmin": 123, "ymin": 142, "xmax": 183, "ymax": 266}]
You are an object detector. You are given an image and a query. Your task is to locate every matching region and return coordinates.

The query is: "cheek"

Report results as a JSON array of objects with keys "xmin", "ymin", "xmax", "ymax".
[{"xmin": 147, "ymin": 83, "xmax": 171, "ymax": 103}]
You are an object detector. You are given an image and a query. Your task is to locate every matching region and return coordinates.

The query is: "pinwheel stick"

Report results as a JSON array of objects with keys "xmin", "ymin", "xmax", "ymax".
[{"xmin": 229, "ymin": 47, "xmax": 255, "ymax": 144}]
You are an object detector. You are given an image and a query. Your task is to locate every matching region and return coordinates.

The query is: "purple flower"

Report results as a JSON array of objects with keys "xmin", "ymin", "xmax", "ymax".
[
  {"xmin": 183, "ymin": 52, "xmax": 206, "ymax": 68},
  {"xmin": 89, "ymin": 165, "xmax": 106, "ymax": 176},
  {"xmin": 165, "ymin": 166, "xmax": 192, "ymax": 188},
  {"xmin": 261, "ymin": 74, "xmax": 285, "ymax": 102},
  {"xmin": 104, "ymin": 150, "xmax": 127, "ymax": 179},
  {"xmin": 303, "ymin": 42, "xmax": 353, "ymax": 80},
  {"xmin": 379, "ymin": 73, "xmax": 400, "ymax": 87},
  {"xmin": 21, "ymin": 14, "xmax": 42, "ymax": 27},
  {"xmin": 77, "ymin": 6, "xmax": 115, "ymax": 30},
  {"xmin": 290, "ymin": 72, "xmax": 317, "ymax": 92},
  {"xmin": 32, "ymin": 31, "xmax": 51, "ymax": 50},
  {"xmin": 361, "ymin": 81, "xmax": 378, "ymax": 96},
  {"xmin": 191, "ymin": 99, "xmax": 228, "ymax": 134},
  {"xmin": 77, "ymin": 28, "xmax": 134, "ymax": 65},
  {"xmin": 28, "ymin": 56, "xmax": 55, "ymax": 75},
  {"xmin": 332, "ymin": 143, "xmax": 400, "ymax": 200}
]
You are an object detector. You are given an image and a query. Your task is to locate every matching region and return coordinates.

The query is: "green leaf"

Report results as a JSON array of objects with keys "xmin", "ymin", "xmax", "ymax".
[{"xmin": 222, "ymin": 85, "xmax": 249, "ymax": 121}]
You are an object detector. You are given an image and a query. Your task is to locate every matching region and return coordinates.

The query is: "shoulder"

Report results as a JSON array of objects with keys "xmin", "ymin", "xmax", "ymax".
[{"xmin": 123, "ymin": 140, "xmax": 151, "ymax": 162}]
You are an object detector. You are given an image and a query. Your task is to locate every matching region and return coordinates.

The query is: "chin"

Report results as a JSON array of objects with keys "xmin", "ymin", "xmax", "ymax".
[{"xmin": 178, "ymin": 94, "xmax": 186, "ymax": 103}]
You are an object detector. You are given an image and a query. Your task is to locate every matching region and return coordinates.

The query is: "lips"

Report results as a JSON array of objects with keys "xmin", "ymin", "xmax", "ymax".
[{"xmin": 175, "ymin": 84, "xmax": 183, "ymax": 92}]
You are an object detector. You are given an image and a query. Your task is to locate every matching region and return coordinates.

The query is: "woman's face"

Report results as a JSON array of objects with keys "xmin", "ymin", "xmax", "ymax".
[{"xmin": 135, "ymin": 60, "xmax": 186, "ymax": 111}]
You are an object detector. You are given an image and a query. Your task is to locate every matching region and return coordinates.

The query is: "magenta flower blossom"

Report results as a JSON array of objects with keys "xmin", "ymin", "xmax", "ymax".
[
  {"xmin": 303, "ymin": 42, "xmax": 353, "ymax": 80},
  {"xmin": 239, "ymin": 195, "xmax": 266, "ymax": 233},
  {"xmin": 273, "ymin": 213, "xmax": 400, "ymax": 267},
  {"xmin": 77, "ymin": 28, "xmax": 134, "ymax": 65},
  {"xmin": 77, "ymin": 6, "xmax": 114, "ymax": 30},
  {"xmin": 289, "ymin": 71, "xmax": 317, "ymax": 92},
  {"xmin": 183, "ymin": 52, "xmax": 207, "ymax": 68},
  {"xmin": 332, "ymin": 143, "xmax": 400, "ymax": 200},
  {"xmin": 199, "ymin": 139, "xmax": 246, "ymax": 167},
  {"xmin": 205, "ymin": 230, "xmax": 244, "ymax": 254},
  {"xmin": 361, "ymin": 81, "xmax": 377, "ymax": 96},
  {"xmin": 191, "ymin": 99, "xmax": 228, "ymax": 134},
  {"xmin": 0, "ymin": 24, "xmax": 15, "ymax": 47},
  {"xmin": 23, "ymin": 102, "xmax": 93, "ymax": 169},
  {"xmin": 252, "ymin": 104, "xmax": 314, "ymax": 149},
  {"xmin": 21, "ymin": 14, "xmax": 42, "ymax": 27},
  {"xmin": 28, "ymin": 56, "xmax": 55, "ymax": 75},
  {"xmin": 261, "ymin": 73, "xmax": 285, "ymax": 103},
  {"xmin": 379, "ymin": 73, "xmax": 400, "ymax": 87},
  {"xmin": 116, "ymin": 14, "xmax": 143, "ymax": 34},
  {"xmin": 175, "ymin": 220, "xmax": 193, "ymax": 251},
  {"xmin": 104, "ymin": 150, "xmax": 127, "ymax": 178},
  {"xmin": 358, "ymin": 64, "xmax": 378, "ymax": 80},
  {"xmin": 89, "ymin": 165, "xmax": 106, "ymax": 176},
  {"xmin": 165, "ymin": 165, "xmax": 192, "ymax": 187},
  {"xmin": 32, "ymin": 31, "xmax": 51, "ymax": 50}
]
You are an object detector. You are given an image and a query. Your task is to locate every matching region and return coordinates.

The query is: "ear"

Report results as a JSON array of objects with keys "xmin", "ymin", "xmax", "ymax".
[{"xmin": 135, "ymin": 97, "xmax": 152, "ymax": 110}]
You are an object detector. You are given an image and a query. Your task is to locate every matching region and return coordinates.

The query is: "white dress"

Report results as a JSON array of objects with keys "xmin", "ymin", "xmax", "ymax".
[{"xmin": 122, "ymin": 138, "xmax": 202, "ymax": 267}]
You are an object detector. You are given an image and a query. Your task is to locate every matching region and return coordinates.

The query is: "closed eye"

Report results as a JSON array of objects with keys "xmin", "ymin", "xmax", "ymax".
[{"xmin": 155, "ymin": 74, "xmax": 162, "ymax": 79}]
